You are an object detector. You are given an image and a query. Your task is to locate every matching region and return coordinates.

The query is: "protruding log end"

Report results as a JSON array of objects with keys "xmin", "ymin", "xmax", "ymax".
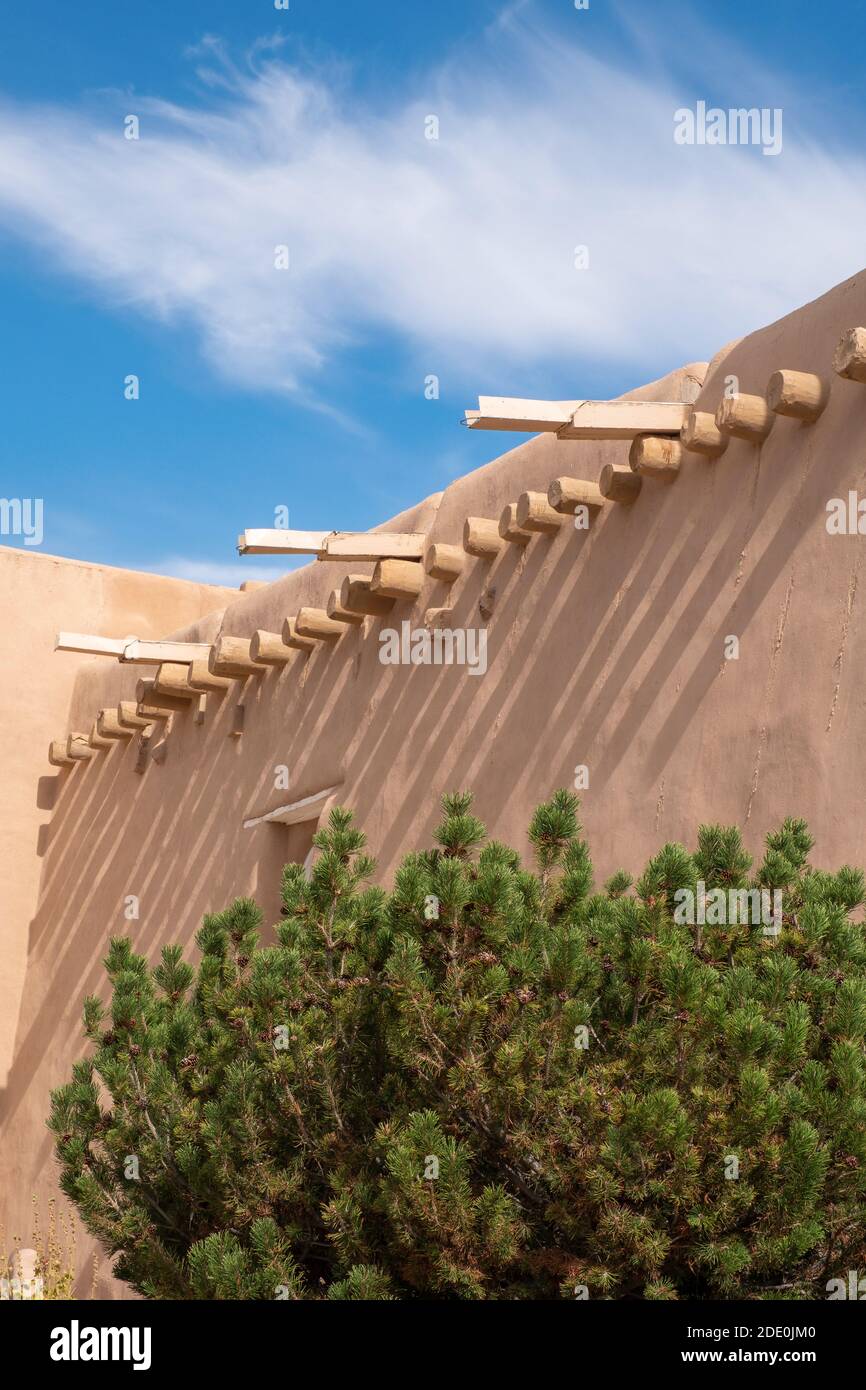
[
  {"xmin": 498, "ymin": 503, "xmax": 532, "ymax": 545},
  {"xmin": 88, "ymin": 724, "xmax": 115, "ymax": 750},
  {"xmin": 547, "ymin": 477, "xmax": 606, "ymax": 513},
  {"xmin": 339, "ymin": 575, "xmax": 395, "ymax": 617},
  {"xmin": 155, "ymin": 663, "xmax": 198, "ymax": 701},
  {"xmin": 96, "ymin": 710, "xmax": 134, "ymax": 741},
  {"xmin": 599, "ymin": 464, "xmax": 642, "ymax": 504},
  {"xmin": 424, "ymin": 543, "xmax": 465, "ymax": 582},
  {"xmin": 118, "ymin": 700, "xmax": 159, "ymax": 730},
  {"xmin": 833, "ymin": 327, "xmax": 866, "ymax": 384},
  {"xmin": 326, "ymin": 589, "xmax": 366, "ymax": 625},
  {"xmin": 714, "ymin": 394, "xmax": 774, "ymax": 443},
  {"xmin": 463, "ymin": 517, "xmax": 504, "ymax": 558},
  {"xmin": 680, "ymin": 409, "xmax": 728, "ymax": 458},
  {"xmin": 281, "ymin": 617, "xmax": 317, "ymax": 651},
  {"xmin": 187, "ymin": 659, "xmax": 234, "ymax": 693},
  {"xmin": 250, "ymin": 630, "xmax": 295, "ymax": 664},
  {"xmin": 48, "ymin": 740, "xmax": 75, "ymax": 767},
  {"xmin": 766, "ymin": 369, "xmax": 829, "ymax": 422},
  {"xmin": 66, "ymin": 734, "xmax": 94, "ymax": 762},
  {"xmin": 371, "ymin": 558, "xmax": 424, "ymax": 599},
  {"xmin": 423, "ymin": 607, "xmax": 452, "ymax": 629},
  {"xmin": 135, "ymin": 678, "xmax": 190, "ymax": 713},
  {"xmin": 629, "ymin": 435, "xmax": 683, "ymax": 482},
  {"xmin": 516, "ymin": 491, "xmax": 564, "ymax": 534},
  {"xmin": 209, "ymin": 635, "xmax": 265, "ymax": 678},
  {"xmin": 295, "ymin": 608, "xmax": 345, "ymax": 642}
]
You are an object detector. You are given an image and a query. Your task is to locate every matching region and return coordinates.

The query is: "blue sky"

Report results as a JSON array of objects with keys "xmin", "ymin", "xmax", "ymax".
[{"xmin": 1, "ymin": 0, "xmax": 865, "ymax": 583}]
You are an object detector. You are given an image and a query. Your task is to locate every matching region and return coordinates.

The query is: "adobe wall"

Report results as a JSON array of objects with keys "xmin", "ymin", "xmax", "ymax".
[{"xmin": 4, "ymin": 268, "xmax": 866, "ymax": 1295}]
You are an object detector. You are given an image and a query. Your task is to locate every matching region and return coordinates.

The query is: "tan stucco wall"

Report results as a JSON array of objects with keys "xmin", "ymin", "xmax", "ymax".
[{"xmin": 3, "ymin": 268, "xmax": 866, "ymax": 1296}]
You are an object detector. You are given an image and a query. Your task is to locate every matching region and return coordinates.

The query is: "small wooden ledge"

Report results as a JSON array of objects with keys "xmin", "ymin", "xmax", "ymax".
[
  {"xmin": 629, "ymin": 435, "xmax": 683, "ymax": 482},
  {"xmin": 425, "ymin": 543, "xmax": 465, "ymax": 581},
  {"xmin": 516, "ymin": 491, "xmax": 565, "ymax": 533},
  {"xmin": 372, "ymin": 559, "xmax": 425, "ymax": 599},
  {"xmin": 599, "ymin": 464, "xmax": 642, "ymax": 504},
  {"xmin": 463, "ymin": 517, "xmax": 504, "ymax": 558},
  {"xmin": 66, "ymin": 735, "xmax": 94, "ymax": 762},
  {"xmin": 766, "ymin": 370, "xmax": 829, "ymax": 423},
  {"xmin": 715, "ymin": 395, "xmax": 774, "ymax": 443},
  {"xmin": 48, "ymin": 741, "xmax": 75, "ymax": 767}
]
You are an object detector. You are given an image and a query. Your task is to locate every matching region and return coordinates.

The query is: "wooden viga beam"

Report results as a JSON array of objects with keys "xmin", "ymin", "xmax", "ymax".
[
  {"xmin": 628, "ymin": 436, "xmax": 683, "ymax": 483},
  {"xmin": 833, "ymin": 328, "xmax": 866, "ymax": 384},
  {"xmin": 680, "ymin": 410, "xmax": 727, "ymax": 459},
  {"xmin": 371, "ymin": 559, "xmax": 424, "ymax": 600},
  {"xmin": 135, "ymin": 677, "xmax": 191, "ymax": 714},
  {"xmin": 463, "ymin": 397, "xmax": 689, "ymax": 439},
  {"xmin": 326, "ymin": 589, "xmax": 366, "ymax": 626},
  {"xmin": 547, "ymin": 477, "xmax": 606, "ymax": 513},
  {"xmin": 154, "ymin": 663, "xmax": 201, "ymax": 700},
  {"xmin": 66, "ymin": 734, "xmax": 94, "ymax": 762},
  {"xmin": 96, "ymin": 709, "xmax": 135, "ymax": 741},
  {"xmin": 48, "ymin": 740, "xmax": 75, "ymax": 767},
  {"xmin": 237, "ymin": 529, "xmax": 426, "ymax": 561},
  {"xmin": 339, "ymin": 576, "xmax": 394, "ymax": 618},
  {"xmin": 766, "ymin": 370, "xmax": 829, "ymax": 423},
  {"xmin": 424, "ymin": 543, "xmax": 465, "ymax": 582},
  {"xmin": 250, "ymin": 630, "xmax": 295, "ymax": 666},
  {"xmin": 209, "ymin": 636, "xmax": 267, "ymax": 679},
  {"xmin": 117, "ymin": 701, "xmax": 161, "ymax": 730}
]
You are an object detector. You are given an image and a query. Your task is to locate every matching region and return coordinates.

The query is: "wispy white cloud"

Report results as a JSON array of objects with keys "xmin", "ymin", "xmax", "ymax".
[
  {"xmin": 147, "ymin": 555, "xmax": 291, "ymax": 587},
  {"xmin": 0, "ymin": 16, "xmax": 864, "ymax": 402}
]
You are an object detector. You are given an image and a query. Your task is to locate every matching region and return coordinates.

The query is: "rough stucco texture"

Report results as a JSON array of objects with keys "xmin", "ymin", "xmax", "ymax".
[{"xmin": 3, "ymin": 268, "xmax": 866, "ymax": 1295}]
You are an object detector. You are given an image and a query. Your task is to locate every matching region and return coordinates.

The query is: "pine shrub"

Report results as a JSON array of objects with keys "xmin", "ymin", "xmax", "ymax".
[{"xmin": 49, "ymin": 794, "xmax": 866, "ymax": 1299}]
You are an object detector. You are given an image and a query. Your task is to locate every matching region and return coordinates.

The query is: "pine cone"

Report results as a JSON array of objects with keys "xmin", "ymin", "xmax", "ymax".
[{"xmin": 180, "ymin": 1054, "xmax": 198, "ymax": 1070}]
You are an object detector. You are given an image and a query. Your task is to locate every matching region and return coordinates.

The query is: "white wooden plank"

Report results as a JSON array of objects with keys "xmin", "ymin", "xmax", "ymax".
[
  {"xmin": 54, "ymin": 632, "xmax": 128, "ymax": 657},
  {"xmin": 464, "ymin": 397, "xmax": 689, "ymax": 438},
  {"xmin": 465, "ymin": 397, "xmax": 580, "ymax": 431},
  {"xmin": 243, "ymin": 785, "xmax": 343, "ymax": 830},
  {"xmin": 238, "ymin": 529, "xmax": 330, "ymax": 556},
  {"xmin": 557, "ymin": 401, "xmax": 689, "ymax": 440},
  {"xmin": 321, "ymin": 533, "xmax": 426, "ymax": 561},
  {"xmin": 120, "ymin": 639, "xmax": 212, "ymax": 666}
]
